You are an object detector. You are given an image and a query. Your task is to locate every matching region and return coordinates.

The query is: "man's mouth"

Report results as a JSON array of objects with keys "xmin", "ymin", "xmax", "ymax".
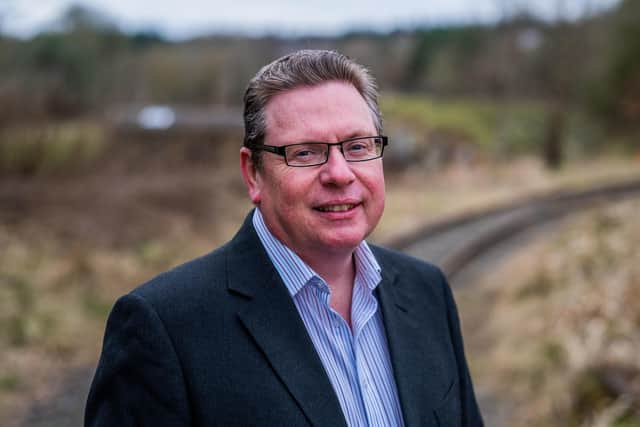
[{"xmin": 315, "ymin": 204, "xmax": 357, "ymax": 212}]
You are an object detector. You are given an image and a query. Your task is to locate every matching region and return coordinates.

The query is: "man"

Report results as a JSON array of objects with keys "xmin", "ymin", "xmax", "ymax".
[{"xmin": 85, "ymin": 50, "xmax": 483, "ymax": 426}]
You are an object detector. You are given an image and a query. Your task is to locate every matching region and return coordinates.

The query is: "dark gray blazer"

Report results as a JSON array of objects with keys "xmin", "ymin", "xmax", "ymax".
[{"xmin": 85, "ymin": 212, "xmax": 483, "ymax": 426}]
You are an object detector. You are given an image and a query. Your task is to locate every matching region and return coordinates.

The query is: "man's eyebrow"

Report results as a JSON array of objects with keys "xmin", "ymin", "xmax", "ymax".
[
  {"xmin": 342, "ymin": 132, "xmax": 377, "ymax": 141},
  {"xmin": 344, "ymin": 132, "xmax": 365, "ymax": 139},
  {"xmin": 338, "ymin": 131, "xmax": 378, "ymax": 141},
  {"xmin": 289, "ymin": 131, "xmax": 374, "ymax": 144}
]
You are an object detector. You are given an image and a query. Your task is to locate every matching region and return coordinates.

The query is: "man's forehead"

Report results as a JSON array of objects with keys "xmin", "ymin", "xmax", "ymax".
[
  {"xmin": 267, "ymin": 81, "xmax": 363, "ymax": 108},
  {"xmin": 263, "ymin": 81, "xmax": 375, "ymax": 142}
]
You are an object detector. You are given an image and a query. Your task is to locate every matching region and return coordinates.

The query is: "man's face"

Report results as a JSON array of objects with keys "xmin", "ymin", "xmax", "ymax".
[{"xmin": 241, "ymin": 81, "xmax": 385, "ymax": 261}]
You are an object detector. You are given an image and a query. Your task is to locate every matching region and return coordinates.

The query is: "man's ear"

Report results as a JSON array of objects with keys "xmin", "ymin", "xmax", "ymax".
[{"xmin": 240, "ymin": 147, "xmax": 262, "ymax": 205}]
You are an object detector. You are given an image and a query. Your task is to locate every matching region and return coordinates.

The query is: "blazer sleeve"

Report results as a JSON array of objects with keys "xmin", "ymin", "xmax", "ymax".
[
  {"xmin": 440, "ymin": 269, "xmax": 484, "ymax": 427},
  {"xmin": 84, "ymin": 293, "xmax": 191, "ymax": 427}
]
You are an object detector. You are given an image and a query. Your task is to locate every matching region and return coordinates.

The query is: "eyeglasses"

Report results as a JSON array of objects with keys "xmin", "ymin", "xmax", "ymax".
[{"xmin": 253, "ymin": 136, "xmax": 388, "ymax": 167}]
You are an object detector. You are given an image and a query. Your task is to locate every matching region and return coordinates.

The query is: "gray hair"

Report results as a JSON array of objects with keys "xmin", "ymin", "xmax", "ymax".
[{"xmin": 243, "ymin": 49, "xmax": 382, "ymax": 168}]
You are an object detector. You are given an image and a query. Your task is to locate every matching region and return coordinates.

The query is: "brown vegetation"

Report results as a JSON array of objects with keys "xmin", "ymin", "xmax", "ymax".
[
  {"xmin": 0, "ymin": 128, "xmax": 637, "ymax": 423},
  {"xmin": 1, "ymin": 1, "xmax": 639, "ymax": 422},
  {"xmin": 458, "ymin": 199, "xmax": 640, "ymax": 426}
]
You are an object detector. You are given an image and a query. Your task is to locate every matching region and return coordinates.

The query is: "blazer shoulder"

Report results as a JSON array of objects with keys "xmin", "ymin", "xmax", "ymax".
[
  {"xmin": 130, "ymin": 240, "xmax": 234, "ymax": 309},
  {"xmin": 370, "ymin": 243, "xmax": 452, "ymax": 307},
  {"xmin": 370, "ymin": 243, "xmax": 446, "ymax": 280}
]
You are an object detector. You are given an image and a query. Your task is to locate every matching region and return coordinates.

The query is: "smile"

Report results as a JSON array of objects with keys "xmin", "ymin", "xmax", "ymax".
[{"xmin": 315, "ymin": 204, "xmax": 357, "ymax": 212}]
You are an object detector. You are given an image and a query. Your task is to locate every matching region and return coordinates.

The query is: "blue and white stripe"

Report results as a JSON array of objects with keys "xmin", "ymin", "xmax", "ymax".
[{"xmin": 253, "ymin": 209, "xmax": 405, "ymax": 427}]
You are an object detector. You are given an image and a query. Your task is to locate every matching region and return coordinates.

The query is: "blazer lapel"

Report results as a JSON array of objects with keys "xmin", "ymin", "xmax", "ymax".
[
  {"xmin": 376, "ymin": 262, "xmax": 447, "ymax": 426},
  {"xmin": 227, "ymin": 214, "xmax": 347, "ymax": 427}
]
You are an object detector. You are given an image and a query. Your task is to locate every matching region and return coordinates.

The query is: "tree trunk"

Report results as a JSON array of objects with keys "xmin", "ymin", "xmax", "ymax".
[{"xmin": 543, "ymin": 105, "xmax": 566, "ymax": 169}]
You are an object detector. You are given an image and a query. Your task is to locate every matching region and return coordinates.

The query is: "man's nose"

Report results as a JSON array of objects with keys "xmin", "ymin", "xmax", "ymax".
[{"xmin": 319, "ymin": 146, "xmax": 356, "ymax": 186}]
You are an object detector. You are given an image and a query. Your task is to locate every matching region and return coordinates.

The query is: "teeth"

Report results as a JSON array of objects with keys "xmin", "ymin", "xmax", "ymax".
[{"xmin": 317, "ymin": 204, "xmax": 355, "ymax": 212}]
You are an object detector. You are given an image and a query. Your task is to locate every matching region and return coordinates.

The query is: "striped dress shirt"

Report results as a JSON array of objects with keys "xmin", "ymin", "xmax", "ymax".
[{"xmin": 253, "ymin": 209, "xmax": 405, "ymax": 426}]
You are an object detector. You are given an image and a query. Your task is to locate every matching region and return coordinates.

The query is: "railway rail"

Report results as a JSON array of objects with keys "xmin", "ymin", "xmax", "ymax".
[{"xmin": 389, "ymin": 176, "xmax": 640, "ymax": 279}]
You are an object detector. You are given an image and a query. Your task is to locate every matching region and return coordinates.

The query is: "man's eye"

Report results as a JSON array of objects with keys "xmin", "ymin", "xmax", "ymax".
[
  {"xmin": 288, "ymin": 145, "xmax": 324, "ymax": 160},
  {"xmin": 345, "ymin": 140, "xmax": 373, "ymax": 155},
  {"xmin": 293, "ymin": 149, "xmax": 315, "ymax": 158}
]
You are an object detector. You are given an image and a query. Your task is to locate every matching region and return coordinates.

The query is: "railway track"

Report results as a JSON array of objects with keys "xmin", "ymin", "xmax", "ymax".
[
  {"xmin": 16, "ymin": 176, "xmax": 640, "ymax": 427},
  {"xmin": 389, "ymin": 176, "xmax": 640, "ymax": 279}
]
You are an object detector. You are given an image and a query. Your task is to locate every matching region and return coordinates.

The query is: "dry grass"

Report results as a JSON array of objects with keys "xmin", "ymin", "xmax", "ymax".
[
  {"xmin": 456, "ymin": 199, "xmax": 640, "ymax": 427},
  {"xmin": 0, "ymin": 122, "xmax": 107, "ymax": 176},
  {"xmin": 374, "ymin": 155, "xmax": 640, "ymax": 243}
]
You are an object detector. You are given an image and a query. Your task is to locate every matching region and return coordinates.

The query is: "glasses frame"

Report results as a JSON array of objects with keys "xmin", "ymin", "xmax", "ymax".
[{"xmin": 252, "ymin": 135, "xmax": 388, "ymax": 167}]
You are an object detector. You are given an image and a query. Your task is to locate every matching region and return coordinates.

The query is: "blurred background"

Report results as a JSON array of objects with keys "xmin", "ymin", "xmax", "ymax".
[{"xmin": 1, "ymin": 0, "xmax": 639, "ymax": 426}]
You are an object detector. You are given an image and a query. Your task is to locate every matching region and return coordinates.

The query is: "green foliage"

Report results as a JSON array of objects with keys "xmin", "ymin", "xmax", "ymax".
[
  {"xmin": 570, "ymin": 368, "xmax": 613, "ymax": 424},
  {"xmin": 588, "ymin": 0, "xmax": 640, "ymax": 125},
  {"xmin": 614, "ymin": 413, "xmax": 640, "ymax": 427},
  {"xmin": 141, "ymin": 47, "xmax": 223, "ymax": 104},
  {"xmin": 0, "ymin": 375, "xmax": 20, "ymax": 392},
  {"xmin": 383, "ymin": 95, "xmax": 494, "ymax": 145},
  {"xmin": 0, "ymin": 274, "xmax": 36, "ymax": 346},
  {"xmin": 0, "ymin": 122, "xmax": 107, "ymax": 175},
  {"xmin": 404, "ymin": 26, "xmax": 486, "ymax": 91},
  {"xmin": 381, "ymin": 94, "xmax": 546, "ymax": 154},
  {"xmin": 135, "ymin": 240, "xmax": 172, "ymax": 267},
  {"xmin": 0, "ymin": 5, "xmax": 164, "ymax": 118},
  {"xmin": 82, "ymin": 292, "xmax": 112, "ymax": 319},
  {"xmin": 540, "ymin": 340, "xmax": 566, "ymax": 366},
  {"xmin": 130, "ymin": 31, "xmax": 167, "ymax": 50},
  {"xmin": 15, "ymin": 29, "xmax": 124, "ymax": 113},
  {"xmin": 0, "ymin": 0, "xmax": 637, "ymax": 155},
  {"xmin": 568, "ymin": 365, "xmax": 640, "ymax": 426},
  {"xmin": 516, "ymin": 270, "xmax": 555, "ymax": 300}
]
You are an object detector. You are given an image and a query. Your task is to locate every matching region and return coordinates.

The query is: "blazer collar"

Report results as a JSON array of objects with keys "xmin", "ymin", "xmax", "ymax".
[
  {"xmin": 226, "ymin": 212, "xmax": 347, "ymax": 427},
  {"xmin": 226, "ymin": 213, "xmax": 445, "ymax": 426}
]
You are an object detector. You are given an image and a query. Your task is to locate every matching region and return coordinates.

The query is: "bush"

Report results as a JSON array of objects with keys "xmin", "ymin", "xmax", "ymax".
[{"xmin": 0, "ymin": 121, "xmax": 107, "ymax": 175}]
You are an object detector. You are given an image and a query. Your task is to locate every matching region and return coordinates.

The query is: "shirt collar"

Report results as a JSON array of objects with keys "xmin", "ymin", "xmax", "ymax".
[{"xmin": 252, "ymin": 208, "xmax": 382, "ymax": 297}]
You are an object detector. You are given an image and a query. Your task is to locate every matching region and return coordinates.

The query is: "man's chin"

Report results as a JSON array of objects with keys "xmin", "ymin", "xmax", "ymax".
[{"xmin": 319, "ymin": 231, "xmax": 369, "ymax": 252}]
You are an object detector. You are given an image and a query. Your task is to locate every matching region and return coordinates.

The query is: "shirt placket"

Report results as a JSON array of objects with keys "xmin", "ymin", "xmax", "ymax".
[
  {"xmin": 314, "ymin": 280, "xmax": 371, "ymax": 426},
  {"xmin": 352, "ymin": 275, "xmax": 384, "ymax": 426}
]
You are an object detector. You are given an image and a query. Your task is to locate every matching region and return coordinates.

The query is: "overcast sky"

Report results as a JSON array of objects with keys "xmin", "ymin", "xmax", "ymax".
[{"xmin": 1, "ymin": 0, "xmax": 621, "ymax": 39}]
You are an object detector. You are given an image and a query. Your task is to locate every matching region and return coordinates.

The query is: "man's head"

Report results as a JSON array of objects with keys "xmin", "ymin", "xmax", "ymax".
[
  {"xmin": 240, "ymin": 50, "xmax": 386, "ymax": 264},
  {"xmin": 243, "ymin": 50, "xmax": 382, "ymax": 169}
]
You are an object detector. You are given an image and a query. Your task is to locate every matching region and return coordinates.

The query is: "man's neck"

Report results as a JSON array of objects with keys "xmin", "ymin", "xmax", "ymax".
[
  {"xmin": 301, "ymin": 250, "xmax": 356, "ymax": 327},
  {"xmin": 253, "ymin": 208, "xmax": 361, "ymax": 326}
]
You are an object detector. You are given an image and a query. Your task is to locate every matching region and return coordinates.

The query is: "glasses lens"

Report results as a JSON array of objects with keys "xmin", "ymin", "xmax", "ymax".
[
  {"xmin": 343, "ymin": 137, "xmax": 382, "ymax": 161},
  {"xmin": 282, "ymin": 137, "xmax": 385, "ymax": 167},
  {"xmin": 285, "ymin": 143, "xmax": 328, "ymax": 166}
]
